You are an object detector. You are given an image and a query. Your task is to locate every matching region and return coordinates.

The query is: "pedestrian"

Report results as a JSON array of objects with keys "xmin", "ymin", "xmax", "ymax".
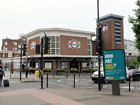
[{"xmin": 0, "ymin": 65, "xmax": 5, "ymax": 87}]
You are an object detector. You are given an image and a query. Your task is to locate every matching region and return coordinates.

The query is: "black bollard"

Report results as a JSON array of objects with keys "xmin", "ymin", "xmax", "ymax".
[
  {"xmin": 46, "ymin": 73, "xmax": 48, "ymax": 88},
  {"xmin": 73, "ymin": 72, "xmax": 75, "ymax": 88},
  {"xmin": 129, "ymin": 76, "xmax": 131, "ymax": 91}
]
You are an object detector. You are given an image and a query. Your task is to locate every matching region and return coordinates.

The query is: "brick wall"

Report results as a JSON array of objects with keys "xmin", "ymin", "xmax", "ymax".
[
  {"xmin": 28, "ymin": 36, "xmax": 40, "ymax": 56},
  {"xmin": 60, "ymin": 35, "xmax": 87, "ymax": 55}
]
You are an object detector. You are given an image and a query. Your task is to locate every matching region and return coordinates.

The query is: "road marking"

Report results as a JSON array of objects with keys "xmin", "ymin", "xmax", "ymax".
[{"xmin": 57, "ymin": 80, "xmax": 61, "ymax": 82}]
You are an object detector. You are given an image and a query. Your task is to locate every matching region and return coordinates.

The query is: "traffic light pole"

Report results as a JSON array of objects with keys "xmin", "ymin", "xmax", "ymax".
[
  {"xmin": 20, "ymin": 44, "xmax": 22, "ymax": 81},
  {"xmin": 41, "ymin": 37, "xmax": 43, "ymax": 89},
  {"xmin": 97, "ymin": 0, "xmax": 101, "ymax": 91}
]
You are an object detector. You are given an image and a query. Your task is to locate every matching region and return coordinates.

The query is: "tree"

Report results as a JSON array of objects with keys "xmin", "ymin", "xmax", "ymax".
[{"xmin": 128, "ymin": 0, "xmax": 140, "ymax": 66}]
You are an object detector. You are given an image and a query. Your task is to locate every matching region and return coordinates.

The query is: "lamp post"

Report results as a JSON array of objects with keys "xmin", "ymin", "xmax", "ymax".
[
  {"xmin": 97, "ymin": 0, "xmax": 101, "ymax": 91},
  {"xmin": 10, "ymin": 59, "xmax": 13, "ymax": 78}
]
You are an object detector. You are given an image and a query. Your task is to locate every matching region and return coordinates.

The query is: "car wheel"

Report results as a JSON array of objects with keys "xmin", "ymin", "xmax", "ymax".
[
  {"xmin": 130, "ymin": 77, "xmax": 133, "ymax": 81},
  {"xmin": 122, "ymin": 80, "xmax": 126, "ymax": 83},
  {"xmin": 104, "ymin": 80, "xmax": 108, "ymax": 84},
  {"xmin": 94, "ymin": 81, "xmax": 97, "ymax": 83}
]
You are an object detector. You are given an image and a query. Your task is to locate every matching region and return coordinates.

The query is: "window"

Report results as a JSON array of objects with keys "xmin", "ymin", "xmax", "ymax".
[
  {"xmin": 87, "ymin": 39, "xmax": 91, "ymax": 55},
  {"xmin": 124, "ymin": 44, "xmax": 127, "ymax": 49},
  {"xmin": 13, "ymin": 42, "xmax": 17, "ymax": 45},
  {"xmin": 48, "ymin": 36, "xmax": 60, "ymax": 55},
  {"xmin": 61, "ymin": 62, "xmax": 68, "ymax": 68},
  {"xmin": 8, "ymin": 52, "xmax": 12, "ymax": 57},
  {"xmin": 4, "ymin": 48, "xmax": 7, "ymax": 51},
  {"xmin": 129, "ymin": 44, "xmax": 132, "ymax": 50},
  {"xmin": 15, "ymin": 48, "xmax": 17, "ymax": 51},
  {"xmin": 14, "ymin": 62, "xmax": 20, "ymax": 69},
  {"xmin": 82, "ymin": 62, "xmax": 88, "ymax": 68},
  {"xmin": 45, "ymin": 62, "xmax": 52, "ymax": 69},
  {"xmin": 5, "ymin": 42, "xmax": 8, "ymax": 45}
]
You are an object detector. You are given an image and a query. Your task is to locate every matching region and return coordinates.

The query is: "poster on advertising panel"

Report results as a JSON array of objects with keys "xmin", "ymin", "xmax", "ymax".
[{"xmin": 103, "ymin": 49, "xmax": 126, "ymax": 81}]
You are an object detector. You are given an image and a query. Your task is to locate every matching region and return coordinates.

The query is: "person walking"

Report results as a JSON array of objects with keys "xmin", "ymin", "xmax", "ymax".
[{"xmin": 0, "ymin": 66, "xmax": 5, "ymax": 87}]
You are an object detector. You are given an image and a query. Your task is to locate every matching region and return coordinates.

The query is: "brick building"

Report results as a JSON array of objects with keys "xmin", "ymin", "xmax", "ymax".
[
  {"xmin": 24, "ymin": 28, "xmax": 96, "ymax": 73},
  {"xmin": 1, "ymin": 14, "xmax": 125, "ymax": 72},
  {"xmin": 0, "ymin": 37, "xmax": 26, "ymax": 70},
  {"xmin": 93, "ymin": 14, "xmax": 124, "ymax": 55}
]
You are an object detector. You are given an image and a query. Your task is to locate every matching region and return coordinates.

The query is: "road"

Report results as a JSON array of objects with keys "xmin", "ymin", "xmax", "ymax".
[{"xmin": 1, "ymin": 71, "xmax": 140, "ymax": 92}]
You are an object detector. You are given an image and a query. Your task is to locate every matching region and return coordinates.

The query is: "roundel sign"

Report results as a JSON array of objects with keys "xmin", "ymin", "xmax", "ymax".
[
  {"xmin": 31, "ymin": 41, "xmax": 36, "ymax": 50},
  {"xmin": 69, "ymin": 40, "xmax": 80, "ymax": 50}
]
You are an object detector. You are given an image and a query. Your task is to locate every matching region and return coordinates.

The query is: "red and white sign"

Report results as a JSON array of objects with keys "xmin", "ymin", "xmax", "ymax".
[
  {"xmin": 69, "ymin": 40, "xmax": 80, "ymax": 50},
  {"xmin": 103, "ymin": 25, "xmax": 108, "ymax": 32},
  {"xmin": 31, "ymin": 41, "xmax": 36, "ymax": 50}
]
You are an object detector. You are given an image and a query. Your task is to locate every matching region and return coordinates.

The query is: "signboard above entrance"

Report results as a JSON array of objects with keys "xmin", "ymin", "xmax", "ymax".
[
  {"xmin": 103, "ymin": 49, "xmax": 126, "ymax": 81},
  {"xmin": 69, "ymin": 40, "xmax": 80, "ymax": 50}
]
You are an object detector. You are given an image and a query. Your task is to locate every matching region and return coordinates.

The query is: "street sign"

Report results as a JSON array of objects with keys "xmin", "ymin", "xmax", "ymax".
[{"xmin": 103, "ymin": 49, "xmax": 126, "ymax": 81}]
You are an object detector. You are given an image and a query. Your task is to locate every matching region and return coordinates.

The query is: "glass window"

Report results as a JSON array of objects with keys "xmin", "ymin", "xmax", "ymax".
[
  {"xmin": 47, "ymin": 36, "xmax": 60, "ymax": 55},
  {"xmin": 87, "ymin": 39, "xmax": 91, "ymax": 44},
  {"xmin": 14, "ymin": 62, "xmax": 20, "ymax": 69},
  {"xmin": 82, "ymin": 62, "xmax": 87, "ymax": 68},
  {"xmin": 124, "ymin": 44, "xmax": 127, "ymax": 49},
  {"xmin": 61, "ymin": 62, "xmax": 68, "ymax": 68},
  {"xmin": 87, "ymin": 39, "xmax": 91, "ymax": 55},
  {"xmin": 4, "ymin": 48, "xmax": 7, "ymax": 51},
  {"xmin": 129, "ymin": 44, "xmax": 132, "ymax": 50},
  {"xmin": 15, "ymin": 48, "xmax": 17, "ymax": 51},
  {"xmin": 8, "ymin": 53, "xmax": 12, "ymax": 57},
  {"xmin": 51, "ymin": 49, "xmax": 55, "ymax": 54},
  {"xmin": 15, "ymin": 42, "xmax": 17, "ymax": 45},
  {"xmin": 56, "ymin": 49, "xmax": 60, "ymax": 54},
  {"xmin": 45, "ymin": 62, "xmax": 52, "ymax": 69},
  {"xmin": 5, "ymin": 42, "xmax": 8, "ymax": 45}
]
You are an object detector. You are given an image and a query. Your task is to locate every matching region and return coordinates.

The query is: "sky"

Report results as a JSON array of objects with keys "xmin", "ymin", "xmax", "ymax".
[{"xmin": 0, "ymin": 0, "xmax": 137, "ymax": 51}]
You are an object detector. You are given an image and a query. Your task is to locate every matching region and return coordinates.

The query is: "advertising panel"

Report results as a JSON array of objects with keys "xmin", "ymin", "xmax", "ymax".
[{"xmin": 103, "ymin": 49, "xmax": 126, "ymax": 81}]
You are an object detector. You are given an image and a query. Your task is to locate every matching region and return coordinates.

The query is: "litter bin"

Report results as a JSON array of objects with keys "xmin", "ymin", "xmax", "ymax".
[{"xmin": 35, "ymin": 71, "xmax": 39, "ymax": 79}]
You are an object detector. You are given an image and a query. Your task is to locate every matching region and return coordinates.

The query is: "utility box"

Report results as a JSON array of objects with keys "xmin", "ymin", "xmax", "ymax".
[{"xmin": 35, "ymin": 71, "xmax": 39, "ymax": 79}]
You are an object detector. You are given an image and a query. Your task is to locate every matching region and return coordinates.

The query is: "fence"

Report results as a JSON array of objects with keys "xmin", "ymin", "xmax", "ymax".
[{"xmin": 44, "ymin": 72, "xmax": 140, "ymax": 92}]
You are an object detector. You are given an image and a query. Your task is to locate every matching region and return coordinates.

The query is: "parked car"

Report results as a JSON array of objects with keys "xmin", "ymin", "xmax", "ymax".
[
  {"xmin": 127, "ymin": 69, "xmax": 140, "ymax": 81},
  {"xmin": 92, "ymin": 66, "xmax": 128, "ymax": 83}
]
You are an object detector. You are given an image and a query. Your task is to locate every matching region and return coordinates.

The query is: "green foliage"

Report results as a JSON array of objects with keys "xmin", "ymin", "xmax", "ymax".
[
  {"xmin": 128, "ymin": 0, "xmax": 140, "ymax": 66},
  {"xmin": 57, "ymin": 68, "xmax": 65, "ymax": 71},
  {"xmin": 82, "ymin": 68, "xmax": 89, "ymax": 71},
  {"xmin": 29, "ymin": 67, "xmax": 37, "ymax": 71},
  {"xmin": 43, "ymin": 68, "xmax": 52, "ymax": 71},
  {"xmin": 93, "ymin": 68, "xmax": 98, "ymax": 72},
  {"xmin": 70, "ymin": 68, "xmax": 78, "ymax": 71}
]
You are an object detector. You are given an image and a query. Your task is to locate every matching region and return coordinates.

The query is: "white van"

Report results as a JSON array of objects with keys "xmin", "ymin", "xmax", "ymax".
[{"xmin": 91, "ymin": 66, "xmax": 128, "ymax": 83}]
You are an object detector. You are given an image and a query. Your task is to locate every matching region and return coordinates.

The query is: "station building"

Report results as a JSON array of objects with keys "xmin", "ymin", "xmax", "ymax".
[
  {"xmin": 1, "ymin": 14, "xmax": 125, "ymax": 72},
  {"xmin": 24, "ymin": 28, "xmax": 96, "ymax": 73}
]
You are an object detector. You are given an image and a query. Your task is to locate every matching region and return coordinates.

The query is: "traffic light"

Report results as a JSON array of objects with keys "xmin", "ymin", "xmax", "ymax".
[
  {"xmin": 96, "ymin": 26, "xmax": 103, "ymax": 54},
  {"xmin": 23, "ymin": 44, "xmax": 27, "ymax": 56},
  {"xmin": 44, "ymin": 36, "xmax": 50, "ymax": 54},
  {"xmin": 36, "ymin": 45, "xmax": 40, "ymax": 54}
]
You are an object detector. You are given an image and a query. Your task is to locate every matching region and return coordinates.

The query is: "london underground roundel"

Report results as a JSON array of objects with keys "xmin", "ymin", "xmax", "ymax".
[
  {"xmin": 69, "ymin": 40, "xmax": 80, "ymax": 50},
  {"xmin": 31, "ymin": 41, "xmax": 36, "ymax": 50}
]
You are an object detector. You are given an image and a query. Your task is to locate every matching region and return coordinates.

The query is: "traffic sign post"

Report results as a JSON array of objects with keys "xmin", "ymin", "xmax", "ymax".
[{"xmin": 103, "ymin": 49, "xmax": 126, "ymax": 95}]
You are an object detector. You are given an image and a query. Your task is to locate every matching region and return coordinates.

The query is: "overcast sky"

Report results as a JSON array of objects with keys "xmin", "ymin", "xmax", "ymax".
[{"xmin": 0, "ymin": 0, "xmax": 137, "ymax": 51}]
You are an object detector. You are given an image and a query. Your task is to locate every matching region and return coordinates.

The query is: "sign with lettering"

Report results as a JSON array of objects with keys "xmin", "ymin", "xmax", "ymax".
[
  {"xmin": 31, "ymin": 41, "xmax": 36, "ymax": 50},
  {"xmin": 69, "ymin": 40, "xmax": 80, "ymax": 50},
  {"xmin": 103, "ymin": 49, "xmax": 126, "ymax": 81}
]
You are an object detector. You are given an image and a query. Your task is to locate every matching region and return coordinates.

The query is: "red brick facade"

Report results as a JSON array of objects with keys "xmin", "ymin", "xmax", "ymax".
[
  {"xmin": 60, "ymin": 35, "xmax": 87, "ymax": 55},
  {"xmin": 2, "ymin": 39, "xmax": 18, "ymax": 51},
  {"xmin": 28, "ymin": 36, "xmax": 40, "ymax": 56}
]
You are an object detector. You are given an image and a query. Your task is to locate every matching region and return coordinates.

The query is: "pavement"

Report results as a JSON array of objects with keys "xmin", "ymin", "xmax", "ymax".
[{"xmin": 0, "ymin": 70, "xmax": 140, "ymax": 105}]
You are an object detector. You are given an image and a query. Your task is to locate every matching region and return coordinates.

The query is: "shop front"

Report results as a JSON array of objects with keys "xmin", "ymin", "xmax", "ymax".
[{"xmin": 27, "ymin": 56, "xmax": 91, "ymax": 74}]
